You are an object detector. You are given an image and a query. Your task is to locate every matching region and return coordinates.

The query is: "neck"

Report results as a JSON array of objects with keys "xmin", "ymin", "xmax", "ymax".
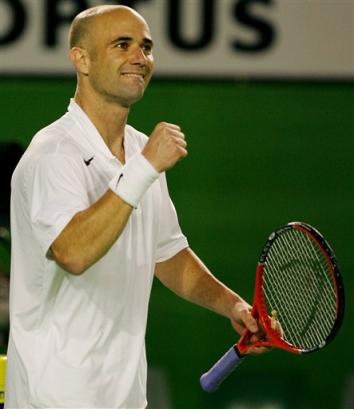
[{"xmin": 74, "ymin": 87, "xmax": 129, "ymax": 162}]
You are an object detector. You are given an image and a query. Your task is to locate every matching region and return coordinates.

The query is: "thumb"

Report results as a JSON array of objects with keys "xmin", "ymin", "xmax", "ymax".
[
  {"xmin": 242, "ymin": 312, "xmax": 258, "ymax": 334},
  {"xmin": 231, "ymin": 302, "xmax": 258, "ymax": 334}
]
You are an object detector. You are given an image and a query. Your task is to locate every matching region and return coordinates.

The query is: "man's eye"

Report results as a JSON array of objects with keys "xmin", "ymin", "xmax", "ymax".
[
  {"xmin": 116, "ymin": 42, "xmax": 129, "ymax": 49},
  {"xmin": 142, "ymin": 44, "xmax": 152, "ymax": 53}
]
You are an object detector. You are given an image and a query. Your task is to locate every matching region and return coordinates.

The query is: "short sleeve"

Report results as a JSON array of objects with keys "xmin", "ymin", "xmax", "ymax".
[
  {"xmin": 155, "ymin": 173, "xmax": 188, "ymax": 263},
  {"xmin": 28, "ymin": 153, "xmax": 89, "ymax": 256}
]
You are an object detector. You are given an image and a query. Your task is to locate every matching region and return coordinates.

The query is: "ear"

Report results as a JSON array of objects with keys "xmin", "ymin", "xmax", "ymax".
[{"xmin": 69, "ymin": 47, "xmax": 90, "ymax": 76}]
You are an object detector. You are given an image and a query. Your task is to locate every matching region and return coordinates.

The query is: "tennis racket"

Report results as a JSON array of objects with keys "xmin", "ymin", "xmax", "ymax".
[{"xmin": 200, "ymin": 221, "xmax": 345, "ymax": 393}]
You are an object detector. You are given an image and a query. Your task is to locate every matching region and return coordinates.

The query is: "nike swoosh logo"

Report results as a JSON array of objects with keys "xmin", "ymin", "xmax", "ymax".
[
  {"xmin": 115, "ymin": 173, "xmax": 124, "ymax": 189},
  {"xmin": 84, "ymin": 156, "xmax": 94, "ymax": 166}
]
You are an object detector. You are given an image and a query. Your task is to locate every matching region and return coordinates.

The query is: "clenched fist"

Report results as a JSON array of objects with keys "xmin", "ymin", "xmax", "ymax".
[{"xmin": 142, "ymin": 122, "xmax": 188, "ymax": 172}]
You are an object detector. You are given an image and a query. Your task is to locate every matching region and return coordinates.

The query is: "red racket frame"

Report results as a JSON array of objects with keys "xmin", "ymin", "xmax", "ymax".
[{"xmin": 236, "ymin": 222, "xmax": 344, "ymax": 356}]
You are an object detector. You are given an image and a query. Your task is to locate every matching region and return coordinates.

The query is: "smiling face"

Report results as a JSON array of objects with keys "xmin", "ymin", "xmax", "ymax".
[{"xmin": 71, "ymin": 6, "xmax": 154, "ymax": 108}]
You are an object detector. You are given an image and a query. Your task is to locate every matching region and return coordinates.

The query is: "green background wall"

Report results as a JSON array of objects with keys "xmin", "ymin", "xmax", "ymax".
[{"xmin": 0, "ymin": 78, "xmax": 353, "ymax": 408}]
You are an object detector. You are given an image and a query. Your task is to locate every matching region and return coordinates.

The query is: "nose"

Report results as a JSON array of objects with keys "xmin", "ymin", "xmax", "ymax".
[{"xmin": 129, "ymin": 46, "xmax": 150, "ymax": 66}]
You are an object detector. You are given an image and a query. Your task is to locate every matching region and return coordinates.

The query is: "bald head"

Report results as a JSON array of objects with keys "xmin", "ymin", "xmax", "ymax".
[
  {"xmin": 68, "ymin": 5, "xmax": 146, "ymax": 50},
  {"xmin": 68, "ymin": 4, "xmax": 154, "ymax": 108}
]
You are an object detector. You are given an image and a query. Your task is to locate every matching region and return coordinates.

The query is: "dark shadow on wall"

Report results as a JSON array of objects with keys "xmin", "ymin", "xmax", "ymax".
[{"xmin": 0, "ymin": 142, "xmax": 24, "ymax": 351}]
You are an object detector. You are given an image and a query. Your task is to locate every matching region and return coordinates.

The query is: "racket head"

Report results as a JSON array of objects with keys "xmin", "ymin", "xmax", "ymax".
[{"xmin": 238, "ymin": 222, "xmax": 345, "ymax": 355}]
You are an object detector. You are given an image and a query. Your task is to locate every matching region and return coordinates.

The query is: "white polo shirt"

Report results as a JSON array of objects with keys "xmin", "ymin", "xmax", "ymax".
[{"xmin": 6, "ymin": 100, "xmax": 188, "ymax": 409}]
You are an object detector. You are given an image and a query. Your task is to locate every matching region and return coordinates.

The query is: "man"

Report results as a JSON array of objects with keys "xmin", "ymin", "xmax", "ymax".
[{"xmin": 6, "ymin": 5, "xmax": 267, "ymax": 408}]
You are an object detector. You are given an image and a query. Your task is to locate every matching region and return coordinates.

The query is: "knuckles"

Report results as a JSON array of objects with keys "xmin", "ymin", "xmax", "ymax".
[
  {"xmin": 146, "ymin": 122, "xmax": 187, "ymax": 171},
  {"xmin": 155, "ymin": 121, "xmax": 182, "ymax": 134}
]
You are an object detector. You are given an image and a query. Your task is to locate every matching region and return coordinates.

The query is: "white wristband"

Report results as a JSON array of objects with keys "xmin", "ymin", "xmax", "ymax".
[{"xmin": 109, "ymin": 153, "xmax": 159, "ymax": 208}]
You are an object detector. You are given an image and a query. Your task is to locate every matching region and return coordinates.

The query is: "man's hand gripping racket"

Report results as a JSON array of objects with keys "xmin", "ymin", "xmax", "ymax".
[{"xmin": 200, "ymin": 222, "xmax": 345, "ymax": 393}]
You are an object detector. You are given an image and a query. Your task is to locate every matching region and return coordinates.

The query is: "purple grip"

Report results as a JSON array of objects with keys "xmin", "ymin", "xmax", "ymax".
[{"xmin": 200, "ymin": 346, "xmax": 243, "ymax": 392}]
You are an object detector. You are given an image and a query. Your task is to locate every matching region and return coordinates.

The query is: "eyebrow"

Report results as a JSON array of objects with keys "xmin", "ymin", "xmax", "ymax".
[{"xmin": 110, "ymin": 36, "xmax": 154, "ymax": 47}]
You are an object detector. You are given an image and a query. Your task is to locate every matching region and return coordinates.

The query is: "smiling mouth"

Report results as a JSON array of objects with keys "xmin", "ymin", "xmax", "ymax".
[{"xmin": 121, "ymin": 73, "xmax": 145, "ymax": 79}]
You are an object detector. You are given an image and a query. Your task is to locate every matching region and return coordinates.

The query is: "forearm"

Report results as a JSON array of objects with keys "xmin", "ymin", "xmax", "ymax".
[
  {"xmin": 51, "ymin": 122, "xmax": 188, "ymax": 275},
  {"xmin": 51, "ymin": 190, "xmax": 132, "ymax": 275},
  {"xmin": 155, "ymin": 248, "xmax": 246, "ymax": 320}
]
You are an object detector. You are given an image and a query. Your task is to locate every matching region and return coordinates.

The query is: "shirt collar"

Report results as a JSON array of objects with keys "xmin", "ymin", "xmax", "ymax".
[{"xmin": 67, "ymin": 99, "xmax": 117, "ymax": 161}]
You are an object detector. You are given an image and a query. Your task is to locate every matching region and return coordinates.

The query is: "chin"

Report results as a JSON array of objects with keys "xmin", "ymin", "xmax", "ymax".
[{"xmin": 120, "ymin": 90, "xmax": 146, "ymax": 107}]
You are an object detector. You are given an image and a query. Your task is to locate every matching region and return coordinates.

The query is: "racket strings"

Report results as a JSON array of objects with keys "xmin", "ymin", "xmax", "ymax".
[
  {"xmin": 288, "ymin": 231, "xmax": 337, "ymax": 329},
  {"xmin": 264, "ymin": 252, "xmax": 313, "ymax": 345},
  {"xmin": 268, "ymin": 237, "xmax": 332, "ymax": 347},
  {"xmin": 279, "ymin": 232, "xmax": 336, "ymax": 331},
  {"xmin": 265, "ymin": 253, "xmax": 327, "ymax": 349},
  {"xmin": 268, "ymin": 234, "xmax": 335, "ymax": 348},
  {"xmin": 270, "ymin": 231, "xmax": 336, "ymax": 346},
  {"xmin": 264, "ymin": 248, "xmax": 324, "ymax": 348},
  {"xmin": 263, "ymin": 229, "xmax": 337, "ymax": 350}
]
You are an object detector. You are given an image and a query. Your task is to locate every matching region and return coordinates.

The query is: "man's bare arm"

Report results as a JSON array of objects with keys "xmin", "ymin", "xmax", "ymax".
[
  {"xmin": 51, "ymin": 191, "xmax": 132, "ymax": 275},
  {"xmin": 155, "ymin": 248, "xmax": 259, "ymax": 335},
  {"xmin": 51, "ymin": 122, "xmax": 187, "ymax": 275}
]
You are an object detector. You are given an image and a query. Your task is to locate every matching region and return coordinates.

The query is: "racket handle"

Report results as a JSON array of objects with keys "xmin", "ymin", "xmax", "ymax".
[{"xmin": 200, "ymin": 346, "xmax": 244, "ymax": 392}]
